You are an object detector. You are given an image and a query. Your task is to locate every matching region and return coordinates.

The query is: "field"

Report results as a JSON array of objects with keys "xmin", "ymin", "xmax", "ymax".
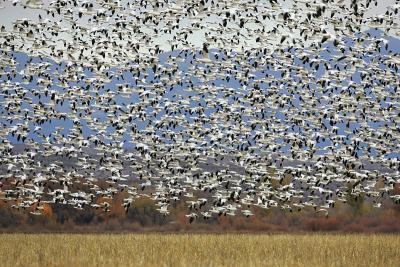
[{"xmin": 0, "ymin": 234, "xmax": 399, "ymax": 267}]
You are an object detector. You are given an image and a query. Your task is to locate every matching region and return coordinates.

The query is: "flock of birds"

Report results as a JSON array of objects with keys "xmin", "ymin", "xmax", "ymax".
[{"xmin": 0, "ymin": 0, "xmax": 399, "ymax": 223}]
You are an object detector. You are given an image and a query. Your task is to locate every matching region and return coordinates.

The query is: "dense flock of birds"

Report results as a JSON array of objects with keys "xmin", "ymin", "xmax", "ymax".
[{"xmin": 0, "ymin": 0, "xmax": 399, "ymax": 223}]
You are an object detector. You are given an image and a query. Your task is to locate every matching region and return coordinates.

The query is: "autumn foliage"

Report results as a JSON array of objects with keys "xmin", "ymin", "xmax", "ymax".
[{"xmin": 0, "ymin": 194, "xmax": 399, "ymax": 233}]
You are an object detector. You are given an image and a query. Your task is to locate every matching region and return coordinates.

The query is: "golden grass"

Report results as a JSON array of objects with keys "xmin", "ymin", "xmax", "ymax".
[{"xmin": 0, "ymin": 234, "xmax": 399, "ymax": 267}]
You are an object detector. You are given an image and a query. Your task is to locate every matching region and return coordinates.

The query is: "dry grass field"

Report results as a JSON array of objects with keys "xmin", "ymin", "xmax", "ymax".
[{"xmin": 0, "ymin": 234, "xmax": 399, "ymax": 267}]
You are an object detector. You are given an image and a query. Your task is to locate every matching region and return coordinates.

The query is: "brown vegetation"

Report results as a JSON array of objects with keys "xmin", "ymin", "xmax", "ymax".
[
  {"xmin": 0, "ymin": 194, "xmax": 399, "ymax": 233},
  {"xmin": 0, "ymin": 234, "xmax": 399, "ymax": 267}
]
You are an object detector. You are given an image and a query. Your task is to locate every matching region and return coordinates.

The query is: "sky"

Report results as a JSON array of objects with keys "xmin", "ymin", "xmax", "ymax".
[
  {"xmin": 0, "ymin": 0, "xmax": 399, "ymax": 158},
  {"xmin": 0, "ymin": 0, "xmax": 398, "ymax": 55}
]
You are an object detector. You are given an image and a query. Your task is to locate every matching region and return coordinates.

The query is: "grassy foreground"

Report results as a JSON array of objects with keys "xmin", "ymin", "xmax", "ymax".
[{"xmin": 0, "ymin": 234, "xmax": 399, "ymax": 267}]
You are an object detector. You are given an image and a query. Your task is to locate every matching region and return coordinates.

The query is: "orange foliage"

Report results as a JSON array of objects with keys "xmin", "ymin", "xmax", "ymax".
[{"xmin": 42, "ymin": 203, "xmax": 53, "ymax": 217}]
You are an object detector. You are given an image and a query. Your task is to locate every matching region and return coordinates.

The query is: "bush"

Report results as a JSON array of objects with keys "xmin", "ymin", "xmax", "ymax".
[{"xmin": 0, "ymin": 207, "xmax": 21, "ymax": 228}]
